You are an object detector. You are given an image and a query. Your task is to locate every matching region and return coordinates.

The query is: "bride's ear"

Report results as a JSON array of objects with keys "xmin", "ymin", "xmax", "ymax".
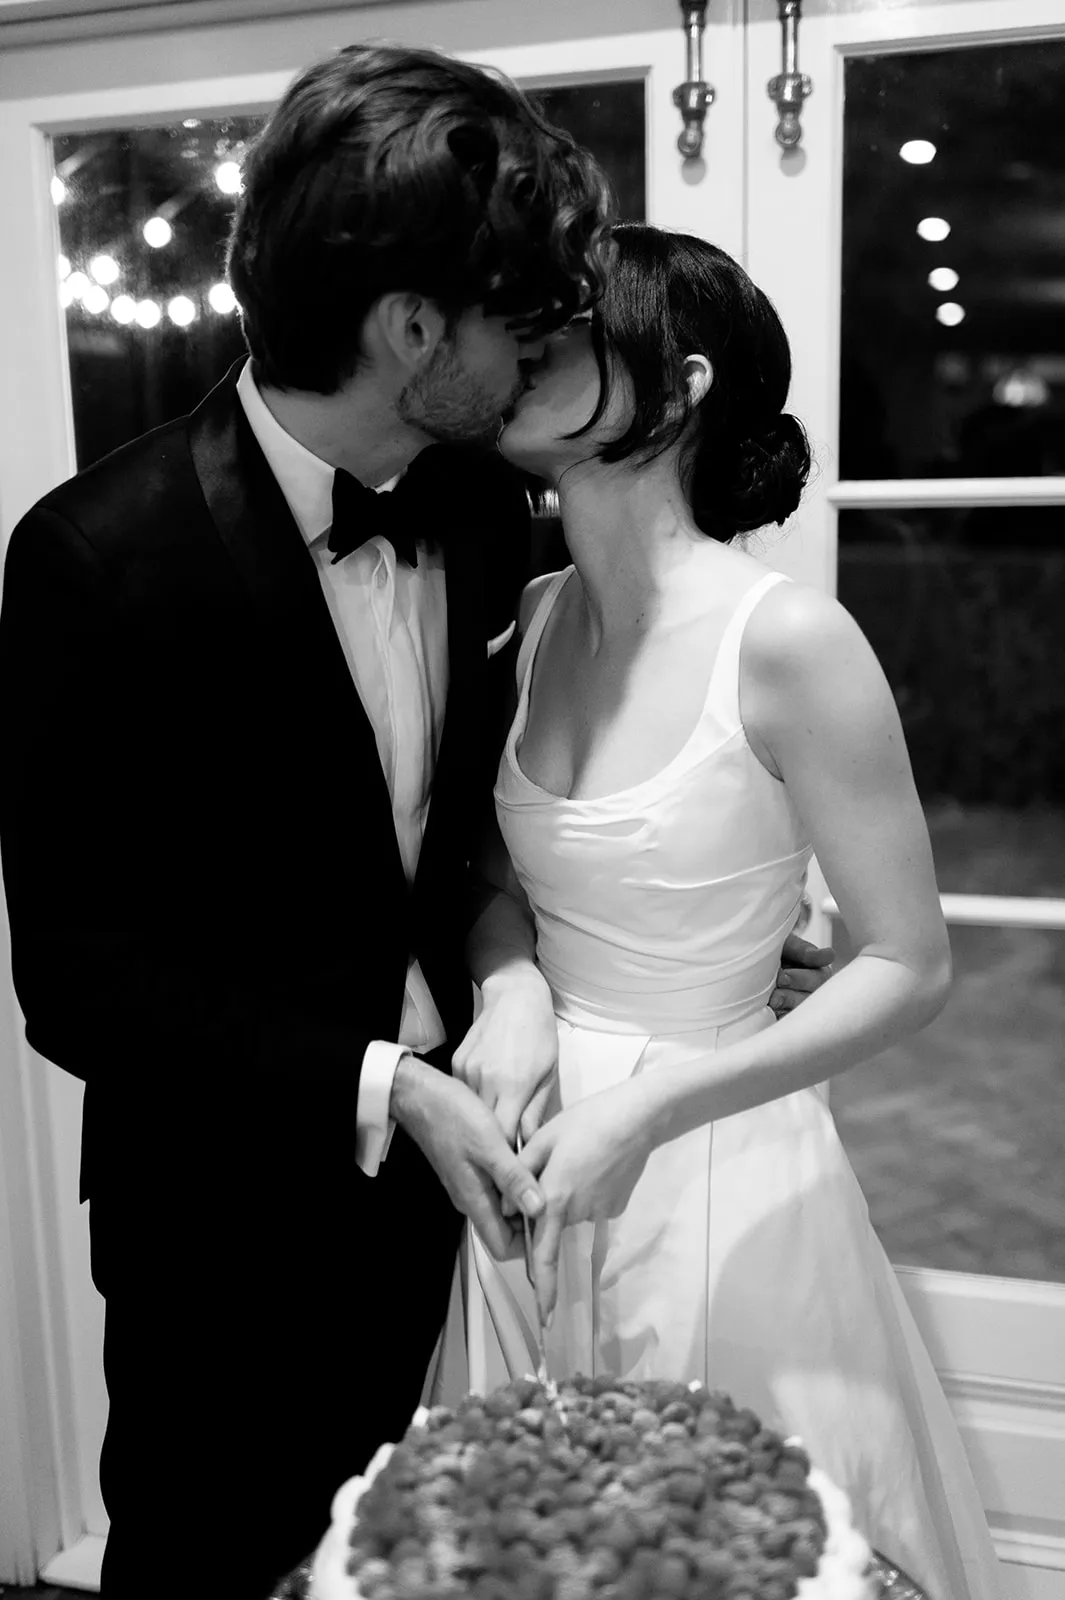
[{"xmin": 683, "ymin": 354, "xmax": 713, "ymax": 407}]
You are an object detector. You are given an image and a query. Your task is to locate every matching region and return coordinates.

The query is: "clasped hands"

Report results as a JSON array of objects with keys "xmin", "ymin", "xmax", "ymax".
[{"xmin": 400, "ymin": 932, "xmax": 833, "ymax": 1325}]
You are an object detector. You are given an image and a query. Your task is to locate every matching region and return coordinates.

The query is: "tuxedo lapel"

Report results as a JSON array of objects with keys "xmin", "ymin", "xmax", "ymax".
[
  {"xmin": 185, "ymin": 364, "xmax": 406, "ymax": 889},
  {"xmin": 417, "ymin": 521, "xmax": 483, "ymax": 894}
]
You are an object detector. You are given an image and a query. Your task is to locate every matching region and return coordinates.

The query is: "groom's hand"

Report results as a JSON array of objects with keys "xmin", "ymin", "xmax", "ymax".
[
  {"xmin": 390, "ymin": 1055, "xmax": 544, "ymax": 1259},
  {"xmin": 770, "ymin": 932, "xmax": 835, "ymax": 1018}
]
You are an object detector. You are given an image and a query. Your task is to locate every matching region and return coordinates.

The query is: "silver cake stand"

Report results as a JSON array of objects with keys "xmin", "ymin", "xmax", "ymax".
[
  {"xmin": 270, "ymin": 1553, "xmax": 930, "ymax": 1599},
  {"xmin": 870, "ymin": 1552, "xmax": 931, "ymax": 1599}
]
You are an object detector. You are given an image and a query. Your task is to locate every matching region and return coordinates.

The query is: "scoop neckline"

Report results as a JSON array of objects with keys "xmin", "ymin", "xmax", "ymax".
[{"xmin": 506, "ymin": 569, "xmax": 741, "ymax": 809}]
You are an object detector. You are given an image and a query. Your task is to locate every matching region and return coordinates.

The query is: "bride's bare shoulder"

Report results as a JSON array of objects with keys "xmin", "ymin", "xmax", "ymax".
[
  {"xmin": 742, "ymin": 578, "xmax": 866, "ymax": 680},
  {"xmin": 740, "ymin": 577, "xmax": 896, "ymax": 755}
]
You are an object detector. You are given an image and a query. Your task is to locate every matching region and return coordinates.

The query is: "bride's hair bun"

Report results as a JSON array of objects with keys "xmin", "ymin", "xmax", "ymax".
[
  {"xmin": 692, "ymin": 411, "xmax": 811, "ymax": 538},
  {"xmin": 569, "ymin": 225, "xmax": 811, "ymax": 541}
]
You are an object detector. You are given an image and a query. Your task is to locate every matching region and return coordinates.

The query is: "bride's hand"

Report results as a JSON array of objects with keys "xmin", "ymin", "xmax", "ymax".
[
  {"xmin": 451, "ymin": 970, "xmax": 559, "ymax": 1147},
  {"xmin": 518, "ymin": 1080, "xmax": 658, "ymax": 1323}
]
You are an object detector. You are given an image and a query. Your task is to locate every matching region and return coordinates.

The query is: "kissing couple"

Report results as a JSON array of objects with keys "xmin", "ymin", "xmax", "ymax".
[{"xmin": 0, "ymin": 40, "xmax": 999, "ymax": 1600}]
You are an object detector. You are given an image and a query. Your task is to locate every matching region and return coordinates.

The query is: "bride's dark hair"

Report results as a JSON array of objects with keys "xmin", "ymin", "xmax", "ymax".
[{"xmin": 570, "ymin": 224, "xmax": 811, "ymax": 540}]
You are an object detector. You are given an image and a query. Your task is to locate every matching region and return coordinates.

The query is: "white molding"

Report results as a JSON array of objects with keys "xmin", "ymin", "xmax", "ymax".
[
  {"xmin": 897, "ymin": 1269, "xmax": 1065, "ymax": 1389},
  {"xmin": 40, "ymin": 1530, "xmax": 105, "ymax": 1591},
  {"xmin": 0, "ymin": 1022, "xmax": 45, "ymax": 1585},
  {"xmin": 831, "ymin": 477, "xmax": 1065, "ymax": 509},
  {"xmin": 899, "ymin": 1270, "xmax": 1065, "ymax": 1583},
  {"xmin": 942, "ymin": 1373, "xmax": 1065, "ymax": 1413},
  {"xmin": 3, "ymin": 69, "xmax": 295, "ymax": 136},
  {"xmin": 823, "ymin": 894, "xmax": 1065, "ymax": 932},
  {"xmin": 0, "ymin": 0, "xmax": 411, "ymax": 46},
  {"xmin": 995, "ymin": 1530, "xmax": 1065, "ymax": 1577}
]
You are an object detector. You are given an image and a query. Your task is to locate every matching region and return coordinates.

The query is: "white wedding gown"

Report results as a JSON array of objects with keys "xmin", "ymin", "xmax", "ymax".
[{"xmin": 431, "ymin": 567, "xmax": 1001, "ymax": 1600}]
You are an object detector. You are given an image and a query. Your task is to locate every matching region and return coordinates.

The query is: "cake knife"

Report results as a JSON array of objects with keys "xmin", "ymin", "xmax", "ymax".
[{"xmin": 515, "ymin": 1131, "xmax": 551, "ymax": 1387}]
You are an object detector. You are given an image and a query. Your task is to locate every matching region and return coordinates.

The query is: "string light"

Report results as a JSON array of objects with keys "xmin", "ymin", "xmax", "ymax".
[
  {"xmin": 214, "ymin": 161, "xmax": 242, "ymax": 195},
  {"xmin": 168, "ymin": 295, "xmax": 197, "ymax": 327},
  {"xmin": 56, "ymin": 130, "xmax": 256, "ymax": 335},
  {"xmin": 928, "ymin": 267, "xmax": 959, "ymax": 292},
  {"xmin": 208, "ymin": 281, "xmax": 237, "ymax": 315},
  {"xmin": 900, "ymin": 140, "xmax": 936, "ymax": 165},
  {"xmin": 936, "ymin": 302, "xmax": 965, "ymax": 327},
  {"xmin": 89, "ymin": 254, "xmax": 121, "ymax": 286},
  {"xmin": 143, "ymin": 216, "xmax": 173, "ymax": 249},
  {"xmin": 917, "ymin": 217, "xmax": 951, "ymax": 242}
]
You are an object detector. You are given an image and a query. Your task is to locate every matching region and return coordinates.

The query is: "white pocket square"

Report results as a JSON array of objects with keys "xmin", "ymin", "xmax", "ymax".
[{"xmin": 486, "ymin": 620, "xmax": 517, "ymax": 658}]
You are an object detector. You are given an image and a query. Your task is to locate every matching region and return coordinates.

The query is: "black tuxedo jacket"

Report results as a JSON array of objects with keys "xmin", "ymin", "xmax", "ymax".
[{"xmin": 0, "ymin": 363, "xmax": 529, "ymax": 1203}]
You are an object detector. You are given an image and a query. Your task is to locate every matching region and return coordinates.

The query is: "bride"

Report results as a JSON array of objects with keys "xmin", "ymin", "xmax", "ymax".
[{"xmin": 443, "ymin": 224, "xmax": 1000, "ymax": 1599}]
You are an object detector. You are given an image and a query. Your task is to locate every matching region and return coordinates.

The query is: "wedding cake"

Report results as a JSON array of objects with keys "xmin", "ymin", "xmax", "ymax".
[{"xmin": 310, "ymin": 1378, "xmax": 874, "ymax": 1600}]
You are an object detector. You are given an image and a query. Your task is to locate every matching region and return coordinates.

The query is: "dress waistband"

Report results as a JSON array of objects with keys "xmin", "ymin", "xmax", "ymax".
[{"xmin": 551, "ymin": 987, "xmax": 775, "ymax": 1047}]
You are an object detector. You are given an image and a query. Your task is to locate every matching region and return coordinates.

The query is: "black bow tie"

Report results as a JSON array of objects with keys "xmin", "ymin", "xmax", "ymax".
[{"xmin": 327, "ymin": 466, "xmax": 423, "ymax": 569}]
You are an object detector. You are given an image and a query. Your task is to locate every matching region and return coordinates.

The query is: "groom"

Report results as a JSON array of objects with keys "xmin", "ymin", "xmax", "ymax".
[{"xmin": 0, "ymin": 42, "xmax": 830, "ymax": 1600}]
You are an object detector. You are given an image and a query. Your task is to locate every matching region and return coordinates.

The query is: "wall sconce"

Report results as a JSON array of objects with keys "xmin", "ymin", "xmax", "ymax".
[
  {"xmin": 767, "ymin": 0, "xmax": 812, "ymax": 149},
  {"xmin": 673, "ymin": 0, "xmax": 714, "ymax": 160}
]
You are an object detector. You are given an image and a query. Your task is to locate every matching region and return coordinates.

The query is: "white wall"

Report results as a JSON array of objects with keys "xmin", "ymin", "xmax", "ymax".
[{"xmin": 0, "ymin": 0, "xmax": 680, "ymax": 98}]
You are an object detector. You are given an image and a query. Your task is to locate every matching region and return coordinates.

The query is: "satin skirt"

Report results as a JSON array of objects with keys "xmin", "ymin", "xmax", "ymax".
[{"xmin": 429, "ymin": 1004, "xmax": 1002, "ymax": 1600}]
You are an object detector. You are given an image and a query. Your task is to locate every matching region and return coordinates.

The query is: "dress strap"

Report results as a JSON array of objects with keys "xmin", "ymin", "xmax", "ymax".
[
  {"xmin": 704, "ymin": 569, "xmax": 791, "ymax": 736},
  {"xmin": 515, "ymin": 567, "xmax": 575, "ymax": 701}
]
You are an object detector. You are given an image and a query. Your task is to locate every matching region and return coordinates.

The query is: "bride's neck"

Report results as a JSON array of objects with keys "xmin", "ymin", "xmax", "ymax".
[{"xmin": 555, "ymin": 455, "xmax": 709, "ymax": 645}]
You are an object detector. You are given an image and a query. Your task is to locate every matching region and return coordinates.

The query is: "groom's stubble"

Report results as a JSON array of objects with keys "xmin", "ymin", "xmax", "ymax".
[{"xmin": 397, "ymin": 335, "xmax": 525, "ymax": 451}]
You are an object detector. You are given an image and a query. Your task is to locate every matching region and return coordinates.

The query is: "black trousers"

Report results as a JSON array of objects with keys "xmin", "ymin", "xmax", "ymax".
[{"xmin": 88, "ymin": 1069, "xmax": 463, "ymax": 1600}]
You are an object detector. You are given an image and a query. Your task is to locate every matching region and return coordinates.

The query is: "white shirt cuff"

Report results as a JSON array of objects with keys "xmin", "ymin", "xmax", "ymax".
[{"xmin": 356, "ymin": 1041, "xmax": 408, "ymax": 1176}]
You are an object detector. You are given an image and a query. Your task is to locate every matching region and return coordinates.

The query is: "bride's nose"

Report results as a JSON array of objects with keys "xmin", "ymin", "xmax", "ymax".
[{"xmin": 518, "ymin": 334, "xmax": 548, "ymax": 369}]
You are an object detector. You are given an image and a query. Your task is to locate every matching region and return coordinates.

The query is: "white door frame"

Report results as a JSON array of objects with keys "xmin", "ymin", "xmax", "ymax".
[
  {"xmin": 0, "ymin": 10, "xmax": 751, "ymax": 1583},
  {"xmin": 744, "ymin": 4, "xmax": 1065, "ymax": 1592}
]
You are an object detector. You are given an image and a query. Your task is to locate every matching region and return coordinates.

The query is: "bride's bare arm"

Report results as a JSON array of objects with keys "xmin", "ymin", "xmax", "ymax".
[{"xmin": 645, "ymin": 578, "xmax": 951, "ymax": 1133}]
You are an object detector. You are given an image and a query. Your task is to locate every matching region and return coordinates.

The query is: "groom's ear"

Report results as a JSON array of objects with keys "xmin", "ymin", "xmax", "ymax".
[{"xmin": 369, "ymin": 292, "xmax": 448, "ymax": 374}]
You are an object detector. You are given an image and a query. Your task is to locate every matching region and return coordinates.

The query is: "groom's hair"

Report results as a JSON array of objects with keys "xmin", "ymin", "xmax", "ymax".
[{"xmin": 227, "ymin": 43, "xmax": 613, "ymax": 393}]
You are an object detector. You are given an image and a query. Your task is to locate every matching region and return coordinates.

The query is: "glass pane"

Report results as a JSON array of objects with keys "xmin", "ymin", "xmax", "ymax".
[
  {"xmin": 52, "ymin": 82, "xmax": 646, "ymax": 470},
  {"xmin": 534, "ymin": 80, "xmax": 645, "ymax": 221},
  {"xmin": 53, "ymin": 117, "xmax": 261, "ymax": 470},
  {"xmin": 840, "ymin": 41, "xmax": 1065, "ymax": 479},
  {"xmin": 830, "ymin": 918, "xmax": 1065, "ymax": 1283},
  {"xmin": 838, "ymin": 508, "xmax": 1065, "ymax": 897}
]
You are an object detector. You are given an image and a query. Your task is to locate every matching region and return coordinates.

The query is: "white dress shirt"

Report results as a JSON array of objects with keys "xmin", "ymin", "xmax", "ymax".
[{"xmin": 236, "ymin": 360, "xmax": 448, "ymax": 1176}]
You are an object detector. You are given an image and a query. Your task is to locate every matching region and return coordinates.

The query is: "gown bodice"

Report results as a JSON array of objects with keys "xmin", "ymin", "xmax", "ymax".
[{"xmin": 494, "ymin": 566, "xmax": 813, "ymax": 1037}]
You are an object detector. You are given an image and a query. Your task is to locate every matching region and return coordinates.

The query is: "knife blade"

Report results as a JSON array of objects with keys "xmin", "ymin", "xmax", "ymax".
[{"xmin": 515, "ymin": 1131, "xmax": 551, "ymax": 1386}]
